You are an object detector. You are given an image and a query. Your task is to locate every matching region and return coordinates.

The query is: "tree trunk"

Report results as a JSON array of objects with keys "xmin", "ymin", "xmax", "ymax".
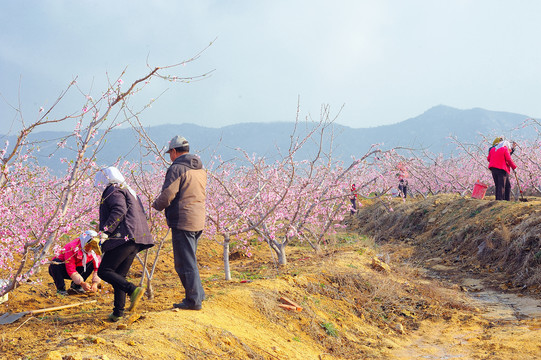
[
  {"xmin": 277, "ymin": 245, "xmax": 287, "ymax": 266},
  {"xmin": 267, "ymin": 238, "xmax": 288, "ymax": 266},
  {"xmin": 273, "ymin": 242, "xmax": 287, "ymax": 266},
  {"xmin": 223, "ymin": 233, "xmax": 231, "ymax": 280},
  {"xmin": 145, "ymin": 278, "xmax": 154, "ymax": 300}
]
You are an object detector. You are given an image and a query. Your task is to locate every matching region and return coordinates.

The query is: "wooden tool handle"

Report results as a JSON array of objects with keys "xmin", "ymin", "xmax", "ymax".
[{"xmin": 29, "ymin": 299, "xmax": 97, "ymax": 315}]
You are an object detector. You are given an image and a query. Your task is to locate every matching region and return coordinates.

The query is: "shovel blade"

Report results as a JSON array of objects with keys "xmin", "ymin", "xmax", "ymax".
[{"xmin": 0, "ymin": 311, "xmax": 27, "ymax": 325}]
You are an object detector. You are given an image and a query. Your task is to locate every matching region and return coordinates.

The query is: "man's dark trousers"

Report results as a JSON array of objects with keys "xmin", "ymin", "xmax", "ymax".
[{"xmin": 171, "ymin": 228, "xmax": 205, "ymax": 307}]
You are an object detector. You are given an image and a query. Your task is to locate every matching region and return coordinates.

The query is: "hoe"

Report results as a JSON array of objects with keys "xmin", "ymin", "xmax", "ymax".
[
  {"xmin": 0, "ymin": 299, "xmax": 96, "ymax": 325},
  {"xmin": 513, "ymin": 170, "xmax": 528, "ymax": 202}
]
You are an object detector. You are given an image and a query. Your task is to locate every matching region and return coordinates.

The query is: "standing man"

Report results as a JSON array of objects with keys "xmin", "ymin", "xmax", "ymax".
[{"xmin": 152, "ymin": 135, "xmax": 207, "ymax": 310}]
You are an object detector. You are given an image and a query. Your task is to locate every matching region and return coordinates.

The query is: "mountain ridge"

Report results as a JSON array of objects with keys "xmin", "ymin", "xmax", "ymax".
[{"xmin": 2, "ymin": 105, "xmax": 535, "ymax": 172}]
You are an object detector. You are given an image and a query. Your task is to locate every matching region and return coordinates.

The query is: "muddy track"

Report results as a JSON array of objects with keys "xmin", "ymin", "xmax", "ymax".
[
  {"xmin": 387, "ymin": 263, "xmax": 541, "ymax": 359},
  {"xmin": 349, "ymin": 194, "xmax": 541, "ymax": 359}
]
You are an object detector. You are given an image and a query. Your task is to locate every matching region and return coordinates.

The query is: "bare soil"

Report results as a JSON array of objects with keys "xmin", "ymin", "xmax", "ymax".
[{"xmin": 1, "ymin": 194, "xmax": 540, "ymax": 360}]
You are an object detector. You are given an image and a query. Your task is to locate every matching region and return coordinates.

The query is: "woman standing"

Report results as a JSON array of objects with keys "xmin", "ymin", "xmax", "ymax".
[
  {"xmin": 95, "ymin": 167, "xmax": 154, "ymax": 322},
  {"xmin": 487, "ymin": 139, "xmax": 517, "ymax": 201}
]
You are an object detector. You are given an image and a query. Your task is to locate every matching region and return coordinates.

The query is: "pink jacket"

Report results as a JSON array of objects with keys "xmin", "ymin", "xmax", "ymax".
[
  {"xmin": 55, "ymin": 238, "xmax": 101, "ymax": 283},
  {"xmin": 487, "ymin": 146, "xmax": 517, "ymax": 174}
]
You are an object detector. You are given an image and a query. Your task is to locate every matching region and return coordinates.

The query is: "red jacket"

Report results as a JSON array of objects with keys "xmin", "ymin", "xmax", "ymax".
[
  {"xmin": 55, "ymin": 238, "xmax": 101, "ymax": 277},
  {"xmin": 487, "ymin": 146, "xmax": 517, "ymax": 174}
]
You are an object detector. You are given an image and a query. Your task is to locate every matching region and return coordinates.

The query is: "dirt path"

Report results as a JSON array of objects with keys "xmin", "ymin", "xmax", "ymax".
[
  {"xmin": 389, "ymin": 265, "xmax": 541, "ymax": 360},
  {"xmin": 348, "ymin": 194, "xmax": 541, "ymax": 359}
]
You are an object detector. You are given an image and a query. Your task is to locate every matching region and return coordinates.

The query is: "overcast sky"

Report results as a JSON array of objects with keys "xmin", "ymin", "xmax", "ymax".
[{"xmin": 1, "ymin": 0, "xmax": 540, "ymax": 134}]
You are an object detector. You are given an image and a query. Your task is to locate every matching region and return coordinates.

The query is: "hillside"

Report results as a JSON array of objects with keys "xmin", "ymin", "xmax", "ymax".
[
  {"xmin": 353, "ymin": 193, "xmax": 541, "ymax": 288},
  {"xmin": 1, "ymin": 195, "xmax": 540, "ymax": 359},
  {"xmin": 4, "ymin": 105, "xmax": 535, "ymax": 173}
]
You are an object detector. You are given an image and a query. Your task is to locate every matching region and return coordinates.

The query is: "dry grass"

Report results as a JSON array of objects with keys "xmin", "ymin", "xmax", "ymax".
[{"xmin": 352, "ymin": 194, "xmax": 541, "ymax": 291}]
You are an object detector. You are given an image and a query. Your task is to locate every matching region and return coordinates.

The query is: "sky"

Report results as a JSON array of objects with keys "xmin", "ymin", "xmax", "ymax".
[{"xmin": 1, "ymin": 0, "xmax": 541, "ymax": 134}]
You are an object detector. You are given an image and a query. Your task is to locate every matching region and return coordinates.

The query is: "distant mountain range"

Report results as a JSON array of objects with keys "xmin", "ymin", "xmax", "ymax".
[{"xmin": 2, "ymin": 105, "xmax": 535, "ymax": 172}]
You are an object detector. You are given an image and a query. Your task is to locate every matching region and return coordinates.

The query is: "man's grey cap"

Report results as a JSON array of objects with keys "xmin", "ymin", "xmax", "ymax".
[{"xmin": 166, "ymin": 135, "xmax": 189, "ymax": 153}]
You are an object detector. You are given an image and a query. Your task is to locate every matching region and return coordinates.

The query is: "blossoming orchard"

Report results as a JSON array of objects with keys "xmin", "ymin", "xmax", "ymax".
[{"xmin": 1, "ymin": 57, "xmax": 539, "ymax": 297}]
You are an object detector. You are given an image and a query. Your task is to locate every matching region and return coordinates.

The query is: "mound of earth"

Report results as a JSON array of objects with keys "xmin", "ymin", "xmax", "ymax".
[
  {"xmin": 351, "ymin": 194, "xmax": 541, "ymax": 292},
  {"xmin": 0, "ymin": 194, "xmax": 540, "ymax": 359}
]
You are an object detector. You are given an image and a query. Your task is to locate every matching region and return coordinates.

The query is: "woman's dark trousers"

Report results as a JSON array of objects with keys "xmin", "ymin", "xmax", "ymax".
[
  {"xmin": 98, "ymin": 241, "xmax": 141, "ymax": 317},
  {"xmin": 490, "ymin": 168, "xmax": 509, "ymax": 201},
  {"xmin": 49, "ymin": 259, "xmax": 94, "ymax": 291}
]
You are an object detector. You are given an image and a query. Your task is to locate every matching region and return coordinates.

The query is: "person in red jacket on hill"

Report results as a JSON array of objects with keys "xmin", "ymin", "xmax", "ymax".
[{"xmin": 487, "ymin": 139, "xmax": 517, "ymax": 201}]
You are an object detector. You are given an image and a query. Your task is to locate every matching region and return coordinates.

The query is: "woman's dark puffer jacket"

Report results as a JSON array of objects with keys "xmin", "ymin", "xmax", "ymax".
[{"xmin": 99, "ymin": 184, "xmax": 154, "ymax": 253}]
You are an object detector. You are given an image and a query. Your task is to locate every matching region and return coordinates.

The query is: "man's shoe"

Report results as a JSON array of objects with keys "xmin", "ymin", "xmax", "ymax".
[
  {"xmin": 128, "ymin": 287, "xmax": 144, "ymax": 312},
  {"xmin": 56, "ymin": 289, "xmax": 68, "ymax": 296},
  {"xmin": 173, "ymin": 302, "xmax": 201, "ymax": 311},
  {"xmin": 108, "ymin": 312, "xmax": 122, "ymax": 322}
]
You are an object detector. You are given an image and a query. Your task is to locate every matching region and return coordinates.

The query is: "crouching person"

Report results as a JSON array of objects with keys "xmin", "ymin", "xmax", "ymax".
[{"xmin": 48, "ymin": 230, "xmax": 102, "ymax": 296}]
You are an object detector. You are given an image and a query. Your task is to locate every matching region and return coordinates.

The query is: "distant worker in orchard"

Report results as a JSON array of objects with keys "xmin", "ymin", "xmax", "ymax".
[
  {"xmin": 152, "ymin": 135, "xmax": 207, "ymax": 311},
  {"xmin": 350, "ymin": 183, "xmax": 358, "ymax": 215},
  {"xmin": 48, "ymin": 230, "xmax": 102, "ymax": 296},
  {"xmin": 396, "ymin": 162, "xmax": 409, "ymax": 199},
  {"xmin": 487, "ymin": 138, "xmax": 517, "ymax": 201}
]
